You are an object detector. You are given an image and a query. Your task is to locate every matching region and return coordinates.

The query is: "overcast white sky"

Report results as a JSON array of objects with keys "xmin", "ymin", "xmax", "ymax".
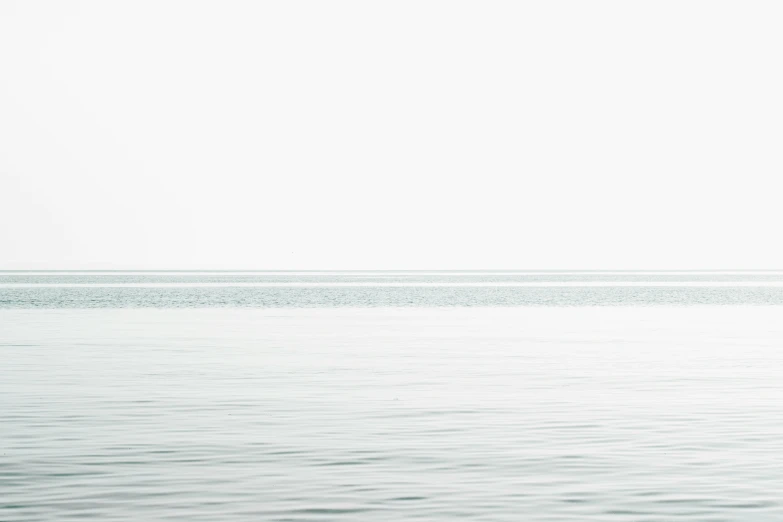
[{"xmin": 1, "ymin": 1, "xmax": 781, "ymax": 270}]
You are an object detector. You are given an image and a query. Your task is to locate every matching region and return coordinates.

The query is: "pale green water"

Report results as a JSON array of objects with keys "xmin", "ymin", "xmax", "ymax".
[
  {"xmin": 4, "ymin": 270, "xmax": 783, "ymax": 307},
  {"xmin": 2, "ymin": 272, "xmax": 783, "ymax": 520}
]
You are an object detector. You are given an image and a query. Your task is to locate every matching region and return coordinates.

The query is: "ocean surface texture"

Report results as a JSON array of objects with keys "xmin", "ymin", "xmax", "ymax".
[{"xmin": 3, "ymin": 271, "xmax": 783, "ymax": 521}]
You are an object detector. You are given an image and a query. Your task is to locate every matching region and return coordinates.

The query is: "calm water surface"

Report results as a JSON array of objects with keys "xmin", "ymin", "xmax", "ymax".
[{"xmin": 2, "ymin": 272, "xmax": 783, "ymax": 520}]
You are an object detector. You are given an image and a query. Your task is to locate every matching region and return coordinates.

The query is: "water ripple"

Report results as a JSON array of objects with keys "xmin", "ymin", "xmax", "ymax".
[{"xmin": 3, "ymin": 307, "xmax": 783, "ymax": 520}]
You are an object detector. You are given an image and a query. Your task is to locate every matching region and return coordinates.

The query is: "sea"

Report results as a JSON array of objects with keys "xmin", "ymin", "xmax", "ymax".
[{"xmin": 3, "ymin": 271, "xmax": 783, "ymax": 521}]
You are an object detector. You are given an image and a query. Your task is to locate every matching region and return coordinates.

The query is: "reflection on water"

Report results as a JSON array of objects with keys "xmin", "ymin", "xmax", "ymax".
[{"xmin": 2, "ymin": 307, "xmax": 783, "ymax": 521}]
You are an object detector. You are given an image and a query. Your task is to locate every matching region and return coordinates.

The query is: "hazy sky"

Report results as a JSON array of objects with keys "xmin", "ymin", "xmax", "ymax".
[{"xmin": 1, "ymin": 1, "xmax": 781, "ymax": 269}]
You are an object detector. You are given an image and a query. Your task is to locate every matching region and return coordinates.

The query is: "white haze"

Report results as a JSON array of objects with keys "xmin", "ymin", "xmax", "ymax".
[{"xmin": 1, "ymin": 1, "xmax": 781, "ymax": 270}]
